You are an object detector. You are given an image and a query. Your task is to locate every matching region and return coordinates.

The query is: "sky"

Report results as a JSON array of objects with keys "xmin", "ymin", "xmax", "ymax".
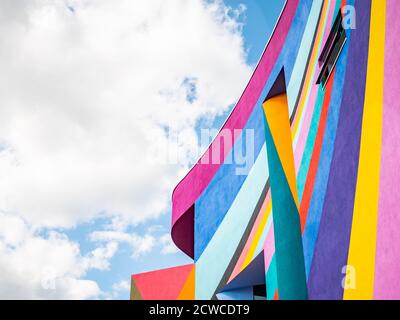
[{"xmin": 0, "ymin": 0, "xmax": 285, "ymax": 299}]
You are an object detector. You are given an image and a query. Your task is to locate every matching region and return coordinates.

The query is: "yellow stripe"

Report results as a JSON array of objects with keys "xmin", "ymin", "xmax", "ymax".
[
  {"xmin": 344, "ymin": 0, "xmax": 386, "ymax": 300},
  {"xmin": 291, "ymin": 0, "xmax": 330, "ymax": 139},
  {"xmin": 240, "ymin": 201, "xmax": 272, "ymax": 271},
  {"xmin": 240, "ymin": 0, "xmax": 332, "ymax": 273}
]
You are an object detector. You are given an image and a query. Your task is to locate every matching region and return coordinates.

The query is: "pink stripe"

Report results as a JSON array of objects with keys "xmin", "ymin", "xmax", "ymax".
[
  {"xmin": 374, "ymin": 0, "xmax": 400, "ymax": 299},
  {"xmin": 171, "ymin": 0, "xmax": 299, "ymax": 257},
  {"xmin": 263, "ymin": 223, "xmax": 275, "ymax": 269},
  {"xmin": 171, "ymin": 1, "xmax": 300, "ymax": 256},
  {"xmin": 293, "ymin": 1, "xmax": 336, "ymax": 172},
  {"xmin": 228, "ymin": 191, "xmax": 271, "ymax": 283}
]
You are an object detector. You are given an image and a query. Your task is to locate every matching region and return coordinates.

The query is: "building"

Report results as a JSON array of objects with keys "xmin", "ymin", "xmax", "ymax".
[{"xmin": 131, "ymin": 0, "xmax": 400, "ymax": 300}]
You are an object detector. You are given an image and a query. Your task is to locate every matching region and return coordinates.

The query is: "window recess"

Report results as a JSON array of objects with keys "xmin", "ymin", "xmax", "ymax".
[{"xmin": 316, "ymin": 12, "xmax": 347, "ymax": 88}]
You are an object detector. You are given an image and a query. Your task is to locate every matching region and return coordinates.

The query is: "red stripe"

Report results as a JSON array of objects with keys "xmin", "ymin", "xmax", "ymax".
[{"xmin": 300, "ymin": 69, "xmax": 335, "ymax": 231}]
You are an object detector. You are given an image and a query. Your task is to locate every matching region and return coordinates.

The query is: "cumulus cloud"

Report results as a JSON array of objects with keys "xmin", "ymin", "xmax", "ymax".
[
  {"xmin": 0, "ymin": 0, "xmax": 251, "ymax": 229},
  {"xmin": 0, "ymin": 0, "xmax": 251, "ymax": 298},
  {"xmin": 105, "ymin": 279, "xmax": 131, "ymax": 299},
  {"xmin": 89, "ymin": 230, "xmax": 156, "ymax": 258},
  {"xmin": 159, "ymin": 233, "xmax": 180, "ymax": 255},
  {"xmin": 0, "ymin": 213, "xmax": 117, "ymax": 299},
  {"xmin": 88, "ymin": 225, "xmax": 181, "ymax": 258},
  {"xmin": 112, "ymin": 280, "xmax": 130, "ymax": 293}
]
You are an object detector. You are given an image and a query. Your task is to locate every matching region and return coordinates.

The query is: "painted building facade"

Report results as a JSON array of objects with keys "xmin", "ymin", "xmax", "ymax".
[{"xmin": 131, "ymin": 0, "xmax": 400, "ymax": 300}]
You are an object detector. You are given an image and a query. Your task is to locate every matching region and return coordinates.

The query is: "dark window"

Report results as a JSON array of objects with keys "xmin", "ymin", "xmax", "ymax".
[
  {"xmin": 253, "ymin": 284, "xmax": 267, "ymax": 300},
  {"xmin": 316, "ymin": 12, "xmax": 347, "ymax": 88}
]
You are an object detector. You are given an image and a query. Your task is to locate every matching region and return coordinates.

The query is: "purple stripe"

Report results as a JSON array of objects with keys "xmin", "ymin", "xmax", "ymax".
[
  {"xmin": 374, "ymin": 0, "xmax": 400, "ymax": 299},
  {"xmin": 307, "ymin": 0, "xmax": 372, "ymax": 299}
]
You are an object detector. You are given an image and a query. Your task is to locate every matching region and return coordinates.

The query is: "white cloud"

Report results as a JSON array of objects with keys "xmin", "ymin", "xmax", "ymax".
[
  {"xmin": 0, "ymin": 0, "xmax": 251, "ymax": 229},
  {"xmin": 103, "ymin": 279, "xmax": 130, "ymax": 299},
  {"xmin": 112, "ymin": 280, "xmax": 130, "ymax": 293},
  {"xmin": 0, "ymin": 213, "xmax": 117, "ymax": 299},
  {"xmin": 89, "ymin": 230, "xmax": 156, "ymax": 258},
  {"xmin": 80, "ymin": 241, "xmax": 118, "ymax": 271},
  {"xmin": 0, "ymin": 0, "xmax": 251, "ymax": 299},
  {"xmin": 88, "ymin": 228, "xmax": 180, "ymax": 258},
  {"xmin": 160, "ymin": 233, "xmax": 180, "ymax": 255}
]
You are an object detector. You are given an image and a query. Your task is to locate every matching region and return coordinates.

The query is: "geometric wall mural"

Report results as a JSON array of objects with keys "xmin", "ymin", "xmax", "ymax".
[{"xmin": 131, "ymin": 0, "xmax": 400, "ymax": 300}]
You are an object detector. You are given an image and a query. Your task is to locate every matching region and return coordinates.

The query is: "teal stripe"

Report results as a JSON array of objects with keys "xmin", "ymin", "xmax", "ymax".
[
  {"xmin": 296, "ymin": 0, "xmax": 342, "ymax": 203},
  {"xmin": 292, "ymin": 0, "xmax": 332, "ymax": 148},
  {"xmin": 264, "ymin": 114, "xmax": 308, "ymax": 299},
  {"xmin": 266, "ymin": 254, "xmax": 278, "ymax": 300},
  {"xmin": 287, "ymin": 0, "xmax": 324, "ymax": 114},
  {"xmin": 296, "ymin": 85, "xmax": 325, "ymax": 201}
]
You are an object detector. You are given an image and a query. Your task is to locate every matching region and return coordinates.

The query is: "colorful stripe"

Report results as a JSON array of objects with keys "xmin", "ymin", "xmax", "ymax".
[
  {"xmin": 344, "ymin": 0, "xmax": 386, "ymax": 300},
  {"xmin": 132, "ymin": 1, "xmax": 400, "ymax": 301},
  {"xmin": 308, "ymin": 0, "xmax": 372, "ymax": 299},
  {"xmin": 374, "ymin": 0, "xmax": 400, "ymax": 300}
]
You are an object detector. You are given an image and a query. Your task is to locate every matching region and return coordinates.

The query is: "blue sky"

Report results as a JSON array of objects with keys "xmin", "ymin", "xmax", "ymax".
[
  {"xmin": 0, "ymin": 0, "xmax": 284, "ymax": 299},
  {"xmin": 67, "ymin": 0, "xmax": 286, "ymax": 300},
  {"xmin": 205, "ymin": 0, "xmax": 286, "ymax": 130},
  {"xmin": 78, "ymin": 0, "xmax": 286, "ymax": 300}
]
